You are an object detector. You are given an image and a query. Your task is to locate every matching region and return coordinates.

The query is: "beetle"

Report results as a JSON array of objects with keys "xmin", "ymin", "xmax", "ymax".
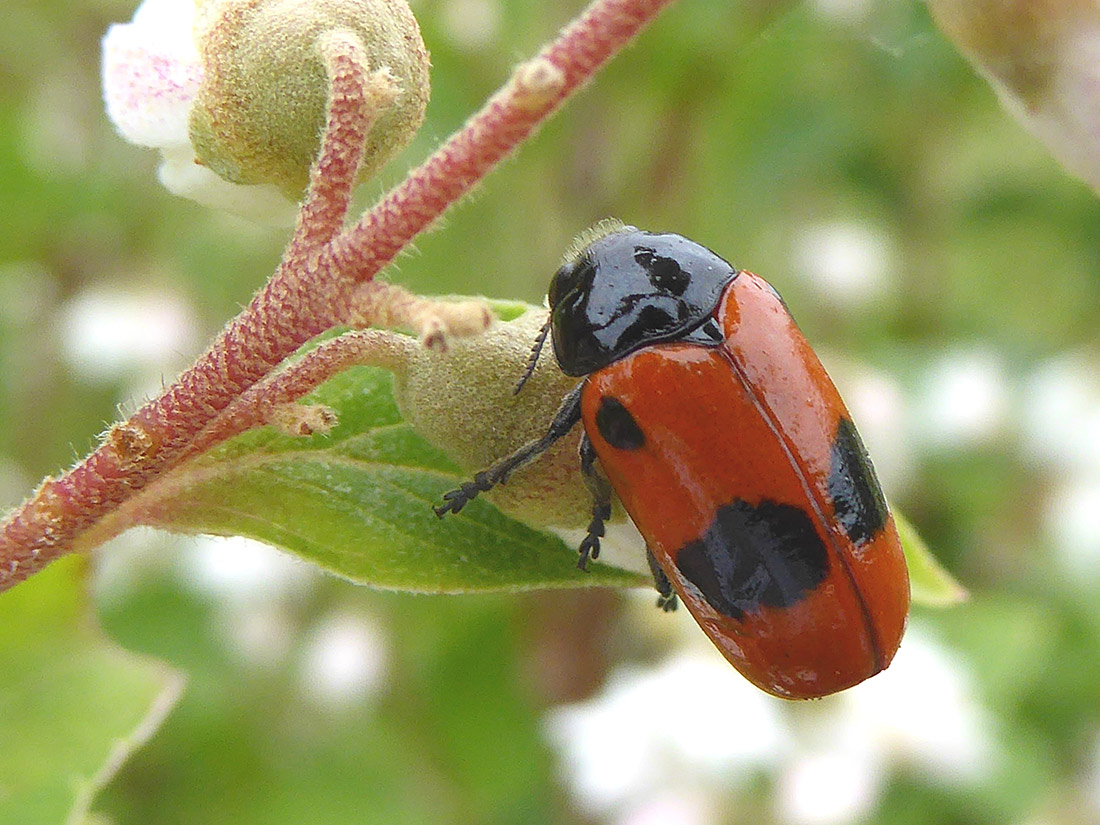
[{"xmin": 434, "ymin": 223, "xmax": 910, "ymax": 699}]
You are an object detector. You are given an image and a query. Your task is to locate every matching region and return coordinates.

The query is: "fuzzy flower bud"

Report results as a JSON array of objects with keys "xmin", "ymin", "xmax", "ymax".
[
  {"xmin": 928, "ymin": 0, "xmax": 1100, "ymax": 193},
  {"xmin": 391, "ymin": 309, "xmax": 595, "ymax": 529},
  {"xmin": 387, "ymin": 306, "xmax": 648, "ymax": 575},
  {"xmin": 103, "ymin": 0, "xmax": 429, "ymax": 223}
]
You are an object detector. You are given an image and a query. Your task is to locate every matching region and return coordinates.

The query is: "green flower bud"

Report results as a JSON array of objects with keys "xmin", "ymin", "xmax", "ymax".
[
  {"xmin": 189, "ymin": 0, "xmax": 430, "ymax": 197},
  {"xmin": 392, "ymin": 308, "xmax": 599, "ymax": 531}
]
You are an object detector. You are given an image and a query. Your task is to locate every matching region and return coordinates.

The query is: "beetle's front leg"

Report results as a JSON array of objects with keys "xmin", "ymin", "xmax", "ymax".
[{"xmin": 434, "ymin": 384, "xmax": 583, "ymax": 517}]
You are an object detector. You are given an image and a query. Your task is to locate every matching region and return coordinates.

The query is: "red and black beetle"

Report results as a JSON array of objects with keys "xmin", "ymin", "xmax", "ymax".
[{"xmin": 436, "ymin": 225, "xmax": 910, "ymax": 699}]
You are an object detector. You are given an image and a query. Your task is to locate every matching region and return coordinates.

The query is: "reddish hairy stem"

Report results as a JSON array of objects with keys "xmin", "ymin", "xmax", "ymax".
[
  {"xmin": 188, "ymin": 329, "xmax": 417, "ymax": 456},
  {"xmin": 0, "ymin": 0, "xmax": 675, "ymax": 592},
  {"xmin": 292, "ymin": 33, "xmax": 398, "ymax": 251},
  {"xmin": 332, "ymin": 0, "xmax": 677, "ymax": 279},
  {"xmin": 0, "ymin": 37, "xmax": 381, "ymax": 587}
]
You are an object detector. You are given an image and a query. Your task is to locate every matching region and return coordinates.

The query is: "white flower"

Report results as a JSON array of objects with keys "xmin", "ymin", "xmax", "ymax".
[
  {"xmin": 102, "ymin": 0, "xmax": 308, "ymax": 225},
  {"xmin": 790, "ymin": 220, "xmax": 895, "ymax": 313},
  {"xmin": 58, "ymin": 284, "xmax": 199, "ymax": 382},
  {"xmin": 915, "ymin": 347, "xmax": 1010, "ymax": 451},
  {"xmin": 102, "ymin": 0, "xmax": 201, "ymax": 148},
  {"xmin": 546, "ymin": 622, "xmax": 996, "ymax": 824},
  {"xmin": 299, "ymin": 612, "xmax": 390, "ymax": 710},
  {"xmin": 545, "ymin": 647, "xmax": 791, "ymax": 816},
  {"xmin": 102, "ymin": 0, "xmax": 429, "ymax": 225}
]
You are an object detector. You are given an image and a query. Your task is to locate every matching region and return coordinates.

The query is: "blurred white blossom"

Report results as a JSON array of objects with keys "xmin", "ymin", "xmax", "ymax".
[
  {"xmin": 915, "ymin": 348, "xmax": 1010, "ymax": 450},
  {"xmin": 791, "ymin": 221, "xmax": 895, "ymax": 313},
  {"xmin": 827, "ymin": 627, "xmax": 995, "ymax": 784},
  {"xmin": 439, "ymin": 0, "xmax": 499, "ymax": 50},
  {"xmin": 1044, "ymin": 478, "xmax": 1100, "ymax": 581},
  {"xmin": 186, "ymin": 536, "xmax": 317, "ymax": 669},
  {"xmin": 614, "ymin": 790, "xmax": 718, "ymax": 825},
  {"xmin": 777, "ymin": 749, "xmax": 878, "ymax": 825},
  {"xmin": 546, "ymin": 647, "xmax": 789, "ymax": 815},
  {"xmin": 58, "ymin": 285, "xmax": 198, "ymax": 383},
  {"xmin": 300, "ymin": 613, "xmax": 390, "ymax": 710},
  {"xmin": 1022, "ymin": 356, "xmax": 1100, "ymax": 580},
  {"xmin": 184, "ymin": 535, "xmax": 316, "ymax": 602},
  {"xmin": 1022, "ymin": 355, "xmax": 1100, "ymax": 473},
  {"xmin": 547, "ymin": 622, "xmax": 995, "ymax": 824}
]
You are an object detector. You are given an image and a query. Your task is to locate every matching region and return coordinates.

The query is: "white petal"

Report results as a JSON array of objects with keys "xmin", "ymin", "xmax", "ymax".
[
  {"xmin": 1045, "ymin": 477, "xmax": 1100, "ymax": 582},
  {"xmin": 101, "ymin": 0, "xmax": 202, "ymax": 147},
  {"xmin": 157, "ymin": 145, "xmax": 298, "ymax": 226},
  {"xmin": 777, "ymin": 749, "xmax": 881, "ymax": 825},
  {"xmin": 545, "ymin": 650, "xmax": 791, "ymax": 814},
  {"xmin": 791, "ymin": 220, "xmax": 895, "ymax": 312},
  {"xmin": 915, "ymin": 348, "xmax": 1010, "ymax": 450},
  {"xmin": 840, "ymin": 626, "xmax": 996, "ymax": 782},
  {"xmin": 184, "ymin": 535, "xmax": 316, "ymax": 602}
]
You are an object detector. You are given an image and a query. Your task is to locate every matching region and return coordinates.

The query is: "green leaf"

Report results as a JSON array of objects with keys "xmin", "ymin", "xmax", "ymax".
[
  {"xmin": 895, "ymin": 509, "xmax": 968, "ymax": 607},
  {"xmin": 0, "ymin": 556, "xmax": 182, "ymax": 825},
  {"xmin": 127, "ymin": 346, "xmax": 959, "ymax": 607},
  {"xmin": 135, "ymin": 364, "xmax": 646, "ymax": 593}
]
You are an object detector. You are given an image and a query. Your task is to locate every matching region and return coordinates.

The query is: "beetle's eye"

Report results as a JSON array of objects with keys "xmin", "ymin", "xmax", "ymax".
[
  {"xmin": 548, "ymin": 258, "xmax": 594, "ymax": 309},
  {"xmin": 547, "ymin": 265, "xmax": 569, "ymax": 309}
]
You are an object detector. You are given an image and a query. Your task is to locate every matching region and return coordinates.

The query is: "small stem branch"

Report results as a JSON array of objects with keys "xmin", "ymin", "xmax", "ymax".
[
  {"xmin": 0, "ymin": 0, "xmax": 676, "ymax": 593},
  {"xmin": 0, "ymin": 31, "xmax": 394, "ymax": 591},
  {"xmin": 187, "ymin": 329, "xmax": 418, "ymax": 455},
  {"xmin": 347, "ymin": 282, "xmax": 492, "ymax": 350},
  {"xmin": 291, "ymin": 32, "xmax": 399, "ymax": 251}
]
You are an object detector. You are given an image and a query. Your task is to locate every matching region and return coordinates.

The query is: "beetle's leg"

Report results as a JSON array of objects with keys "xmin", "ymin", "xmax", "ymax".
[
  {"xmin": 647, "ymin": 547, "xmax": 678, "ymax": 612},
  {"xmin": 577, "ymin": 432, "xmax": 612, "ymax": 571},
  {"xmin": 434, "ymin": 384, "xmax": 583, "ymax": 517}
]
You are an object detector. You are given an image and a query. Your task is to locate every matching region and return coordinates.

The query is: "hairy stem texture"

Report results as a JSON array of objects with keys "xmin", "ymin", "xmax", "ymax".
[{"xmin": 0, "ymin": 0, "xmax": 676, "ymax": 592}]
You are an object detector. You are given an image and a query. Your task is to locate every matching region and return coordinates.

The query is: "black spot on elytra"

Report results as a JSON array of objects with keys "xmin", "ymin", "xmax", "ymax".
[
  {"xmin": 595, "ymin": 396, "xmax": 645, "ymax": 450},
  {"xmin": 675, "ymin": 499, "xmax": 829, "ymax": 620},
  {"xmin": 828, "ymin": 417, "xmax": 889, "ymax": 545}
]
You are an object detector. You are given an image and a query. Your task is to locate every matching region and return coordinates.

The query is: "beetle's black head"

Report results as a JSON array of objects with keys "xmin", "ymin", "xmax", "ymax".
[{"xmin": 548, "ymin": 227, "xmax": 737, "ymax": 376}]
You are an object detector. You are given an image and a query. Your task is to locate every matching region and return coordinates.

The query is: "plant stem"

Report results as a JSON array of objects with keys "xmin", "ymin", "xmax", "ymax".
[
  {"xmin": 187, "ymin": 329, "xmax": 417, "ymax": 457},
  {"xmin": 0, "ymin": 0, "xmax": 677, "ymax": 593},
  {"xmin": 331, "ymin": 0, "xmax": 676, "ymax": 279}
]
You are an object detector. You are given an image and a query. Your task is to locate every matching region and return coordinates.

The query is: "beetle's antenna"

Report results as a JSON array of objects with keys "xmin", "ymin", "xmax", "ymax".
[{"xmin": 513, "ymin": 317, "xmax": 551, "ymax": 395}]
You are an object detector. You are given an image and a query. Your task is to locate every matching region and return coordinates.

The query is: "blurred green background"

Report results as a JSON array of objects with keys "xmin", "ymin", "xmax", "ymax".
[{"xmin": 4, "ymin": 0, "xmax": 1100, "ymax": 823}]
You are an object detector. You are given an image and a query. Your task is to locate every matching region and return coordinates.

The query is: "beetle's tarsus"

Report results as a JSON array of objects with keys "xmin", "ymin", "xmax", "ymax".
[
  {"xmin": 575, "ymin": 433, "xmax": 612, "ymax": 571},
  {"xmin": 434, "ymin": 471, "xmax": 499, "ymax": 517},
  {"xmin": 647, "ymin": 546, "xmax": 678, "ymax": 611}
]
